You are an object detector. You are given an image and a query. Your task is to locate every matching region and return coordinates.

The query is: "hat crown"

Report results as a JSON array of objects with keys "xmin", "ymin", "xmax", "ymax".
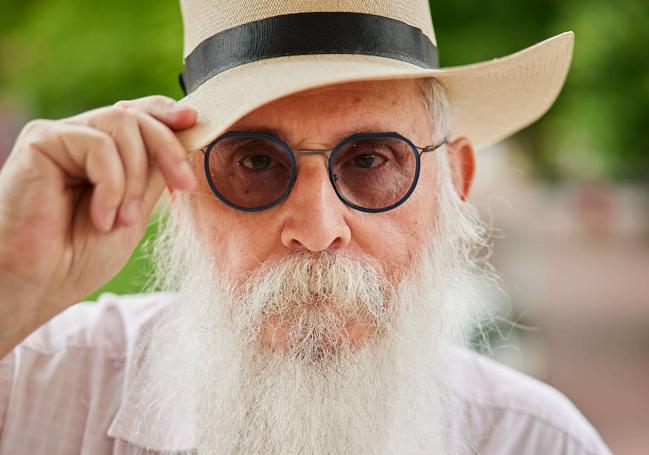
[{"xmin": 180, "ymin": 0, "xmax": 436, "ymax": 58}]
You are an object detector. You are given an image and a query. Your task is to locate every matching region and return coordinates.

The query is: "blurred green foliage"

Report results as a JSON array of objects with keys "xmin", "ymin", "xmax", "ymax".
[
  {"xmin": 0, "ymin": 0, "xmax": 183, "ymax": 116},
  {"xmin": 0, "ymin": 0, "xmax": 647, "ymax": 298},
  {"xmin": 432, "ymin": 0, "xmax": 649, "ymax": 182}
]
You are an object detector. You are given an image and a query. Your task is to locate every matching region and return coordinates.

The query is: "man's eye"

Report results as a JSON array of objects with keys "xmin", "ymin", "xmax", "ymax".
[
  {"xmin": 351, "ymin": 153, "xmax": 387, "ymax": 169},
  {"xmin": 241, "ymin": 155, "xmax": 272, "ymax": 170}
]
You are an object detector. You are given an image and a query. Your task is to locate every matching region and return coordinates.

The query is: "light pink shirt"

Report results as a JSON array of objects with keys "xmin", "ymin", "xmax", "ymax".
[{"xmin": 0, "ymin": 292, "xmax": 611, "ymax": 454}]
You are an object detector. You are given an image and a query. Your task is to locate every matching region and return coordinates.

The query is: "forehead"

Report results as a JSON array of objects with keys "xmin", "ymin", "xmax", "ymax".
[{"xmin": 227, "ymin": 79, "xmax": 426, "ymax": 144}]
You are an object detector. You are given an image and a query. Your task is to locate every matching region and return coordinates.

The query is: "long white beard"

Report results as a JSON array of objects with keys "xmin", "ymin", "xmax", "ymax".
[{"xmin": 131, "ymin": 154, "xmax": 492, "ymax": 455}]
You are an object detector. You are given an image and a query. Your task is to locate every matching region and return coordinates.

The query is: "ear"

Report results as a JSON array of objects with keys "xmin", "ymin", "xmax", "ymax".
[{"xmin": 446, "ymin": 137, "xmax": 476, "ymax": 201}]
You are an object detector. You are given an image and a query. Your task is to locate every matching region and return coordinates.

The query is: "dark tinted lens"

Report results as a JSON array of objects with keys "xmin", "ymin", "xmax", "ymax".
[
  {"xmin": 207, "ymin": 135, "xmax": 293, "ymax": 209},
  {"xmin": 332, "ymin": 136, "xmax": 417, "ymax": 210}
]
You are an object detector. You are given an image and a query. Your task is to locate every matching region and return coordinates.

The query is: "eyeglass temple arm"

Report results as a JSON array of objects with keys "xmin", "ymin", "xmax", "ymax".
[{"xmin": 417, "ymin": 137, "xmax": 450, "ymax": 155}]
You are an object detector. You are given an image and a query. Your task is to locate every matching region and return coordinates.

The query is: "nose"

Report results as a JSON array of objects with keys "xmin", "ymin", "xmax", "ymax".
[{"xmin": 279, "ymin": 158, "xmax": 352, "ymax": 252}]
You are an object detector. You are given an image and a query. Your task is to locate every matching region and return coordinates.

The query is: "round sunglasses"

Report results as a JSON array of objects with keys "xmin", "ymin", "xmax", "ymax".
[{"xmin": 200, "ymin": 131, "xmax": 448, "ymax": 213}]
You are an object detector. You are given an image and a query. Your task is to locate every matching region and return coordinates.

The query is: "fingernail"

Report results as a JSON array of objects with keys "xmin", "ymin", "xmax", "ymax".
[
  {"xmin": 174, "ymin": 105, "xmax": 196, "ymax": 120},
  {"xmin": 121, "ymin": 199, "xmax": 142, "ymax": 226},
  {"xmin": 174, "ymin": 100, "xmax": 192, "ymax": 108},
  {"xmin": 168, "ymin": 102, "xmax": 180, "ymax": 112},
  {"xmin": 158, "ymin": 101, "xmax": 187, "ymax": 118},
  {"xmin": 103, "ymin": 207, "xmax": 117, "ymax": 231}
]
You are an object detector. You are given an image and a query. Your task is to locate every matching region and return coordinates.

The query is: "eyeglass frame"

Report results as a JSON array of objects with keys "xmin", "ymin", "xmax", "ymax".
[{"xmin": 199, "ymin": 130, "xmax": 449, "ymax": 214}]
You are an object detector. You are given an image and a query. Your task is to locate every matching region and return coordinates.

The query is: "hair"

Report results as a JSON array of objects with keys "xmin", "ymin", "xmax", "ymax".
[
  {"xmin": 415, "ymin": 77, "xmax": 453, "ymax": 141},
  {"xmin": 416, "ymin": 77, "xmax": 503, "ymax": 353}
]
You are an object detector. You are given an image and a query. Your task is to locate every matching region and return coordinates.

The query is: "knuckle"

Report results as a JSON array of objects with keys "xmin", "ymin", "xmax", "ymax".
[
  {"xmin": 147, "ymin": 95, "xmax": 175, "ymax": 106},
  {"xmin": 18, "ymin": 119, "xmax": 55, "ymax": 151},
  {"xmin": 106, "ymin": 106, "xmax": 133, "ymax": 124},
  {"xmin": 116, "ymin": 95, "xmax": 174, "ymax": 113},
  {"xmin": 83, "ymin": 130, "xmax": 117, "ymax": 157},
  {"xmin": 113, "ymin": 99, "xmax": 131, "ymax": 109},
  {"xmin": 124, "ymin": 183, "xmax": 145, "ymax": 200},
  {"xmin": 99, "ymin": 107, "xmax": 140, "ymax": 135},
  {"xmin": 20, "ymin": 118, "xmax": 50, "ymax": 138},
  {"xmin": 128, "ymin": 107, "xmax": 148, "ymax": 118},
  {"xmin": 86, "ymin": 128, "xmax": 113, "ymax": 146}
]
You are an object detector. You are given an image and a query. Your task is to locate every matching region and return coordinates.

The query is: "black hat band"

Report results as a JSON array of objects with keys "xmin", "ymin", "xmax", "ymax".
[{"xmin": 179, "ymin": 11, "xmax": 439, "ymax": 95}]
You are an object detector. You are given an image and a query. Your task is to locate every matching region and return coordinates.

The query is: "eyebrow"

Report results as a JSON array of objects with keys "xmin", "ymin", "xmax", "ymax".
[
  {"xmin": 231, "ymin": 126, "xmax": 288, "ymax": 139},
  {"xmin": 228, "ymin": 125, "xmax": 406, "ymax": 147}
]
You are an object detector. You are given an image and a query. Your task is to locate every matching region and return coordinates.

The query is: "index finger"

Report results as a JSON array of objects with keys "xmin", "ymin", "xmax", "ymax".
[
  {"xmin": 128, "ymin": 107, "xmax": 198, "ymax": 192},
  {"xmin": 114, "ymin": 95, "xmax": 197, "ymax": 131}
]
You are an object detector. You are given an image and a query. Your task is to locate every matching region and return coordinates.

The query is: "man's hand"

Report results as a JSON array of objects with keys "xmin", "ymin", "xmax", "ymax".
[{"xmin": 0, "ymin": 95, "xmax": 198, "ymax": 358}]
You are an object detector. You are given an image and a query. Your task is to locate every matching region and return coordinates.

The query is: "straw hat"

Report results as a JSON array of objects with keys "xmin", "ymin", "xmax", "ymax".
[{"xmin": 175, "ymin": 0, "xmax": 574, "ymax": 151}]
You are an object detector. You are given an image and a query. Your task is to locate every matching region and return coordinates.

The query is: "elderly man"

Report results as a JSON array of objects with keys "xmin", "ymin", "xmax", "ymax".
[{"xmin": 0, "ymin": 1, "xmax": 611, "ymax": 454}]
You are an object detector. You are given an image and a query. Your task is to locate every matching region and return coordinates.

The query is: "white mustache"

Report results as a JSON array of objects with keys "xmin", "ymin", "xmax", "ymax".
[{"xmin": 229, "ymin": 250, "xmax": 396, "ymax": 360}]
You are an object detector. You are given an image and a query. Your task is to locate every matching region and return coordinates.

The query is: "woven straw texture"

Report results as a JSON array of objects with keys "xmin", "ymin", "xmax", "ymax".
[
  {"xmin": 180, "ymin": 0, "xmax": 436, "ymax": 57},
  {"xmin": 175, "ymin": 1, "xmax": 574, "ymax": 151}
]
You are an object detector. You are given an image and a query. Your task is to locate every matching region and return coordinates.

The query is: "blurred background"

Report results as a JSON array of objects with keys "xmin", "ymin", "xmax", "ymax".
[{"xmin": 1, "ymin": 0, "xmax": 647, "ymax": 452}]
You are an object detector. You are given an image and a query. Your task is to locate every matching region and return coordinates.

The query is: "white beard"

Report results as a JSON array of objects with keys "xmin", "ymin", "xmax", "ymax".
[{"xmin": 130, "ymin": 155, "xmax": 491, "ymax": 455}]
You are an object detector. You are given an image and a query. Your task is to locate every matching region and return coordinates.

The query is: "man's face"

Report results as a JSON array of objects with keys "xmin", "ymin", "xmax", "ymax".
[
  {"xmin": 139, "ymin": 78, "xmax": 482, "ymax": 454},
  {"xmin": 186, "ymin": 78, "xmax": 474, "ymax": 350}
]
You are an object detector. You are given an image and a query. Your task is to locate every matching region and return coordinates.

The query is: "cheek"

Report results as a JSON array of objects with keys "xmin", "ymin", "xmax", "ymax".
[
  {"xmin": 189, "ymin": 196, "xmax": 281, "ymax": 278},
  {"xmin": 350, "ymin": 213, "xmax": 428, "ymax": 281},
  {"xmin": 352, "ymin": 166, "xmax": 438, "ymax": 277},
  {"xmin": 187, "ymin": 156, "xmax": 277, "ymax": 276}
]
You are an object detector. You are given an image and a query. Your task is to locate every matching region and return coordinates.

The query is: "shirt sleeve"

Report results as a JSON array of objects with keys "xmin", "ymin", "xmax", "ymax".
[
  {"xmin": 473, "ymin": 405, "xmax": 612, "ymax": 455},
  {"xmin": 0, "ymin": 292, "xmax": 174, "ymax": 454}
]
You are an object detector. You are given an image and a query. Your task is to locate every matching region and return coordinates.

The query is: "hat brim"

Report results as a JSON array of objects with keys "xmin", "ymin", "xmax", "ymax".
[{"xmin": 176, "ymin": 31, "xmax": 573, "ymax": 151}]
